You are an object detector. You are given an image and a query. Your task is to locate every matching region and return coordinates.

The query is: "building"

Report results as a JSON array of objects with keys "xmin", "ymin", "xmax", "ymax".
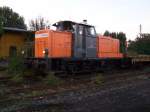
[{"xmin": 0, "ymin": 27, "xmax": 34, "ymax": 58}]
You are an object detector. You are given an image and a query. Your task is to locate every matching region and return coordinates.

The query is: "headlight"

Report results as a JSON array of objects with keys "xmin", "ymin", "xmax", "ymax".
[{"xmin": 43, "ymin": 50, "xmax": 46, "ymax": 54}]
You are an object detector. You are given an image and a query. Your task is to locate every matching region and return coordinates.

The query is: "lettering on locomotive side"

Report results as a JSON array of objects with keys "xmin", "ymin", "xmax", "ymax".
[{"xmin": 35, "ymin": 33, "xmax": 49, "ymax": 38}]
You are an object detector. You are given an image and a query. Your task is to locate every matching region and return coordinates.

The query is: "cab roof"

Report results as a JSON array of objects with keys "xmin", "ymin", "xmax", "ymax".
[{"xmin": 53, "ymin": 20, "xmax": 94, "ymax": 27}]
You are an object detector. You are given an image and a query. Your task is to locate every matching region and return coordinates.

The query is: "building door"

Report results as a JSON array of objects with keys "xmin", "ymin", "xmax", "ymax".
[{"xmin": 9, "ymin": 46, "xmax": 17, "ymax": 57}]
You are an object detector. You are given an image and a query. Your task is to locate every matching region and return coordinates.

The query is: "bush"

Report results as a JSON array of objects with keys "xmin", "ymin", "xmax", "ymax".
[
  {"xmin": 8, "ymin": 56, "xmax": 25, "ymax": 75},
  {"xmin": 43, "ymin": 72, "xmax": 62, "ymax": 86},
  {"xmin": 8, "ymin": 56, "xmax": 26, "ymax": 83}
]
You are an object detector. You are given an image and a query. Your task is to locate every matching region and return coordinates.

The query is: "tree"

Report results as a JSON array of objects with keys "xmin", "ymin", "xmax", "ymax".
[
  {"xmin": 110, "ymin": 32, "xmax": 117, "ymax": 38},
  {"xmin": 128, "ymin": 34, "xmax": 150, "ymax": 55},
  {"xmin": 117, "ymin": 32, "xmax": 127, "ymax": 54},
  {"xmin": 29, "ymin": 17, "xmax": 50, "ymax": 31},
  {"xmin": 0, "ymin": 6, "xmax": 27, "ymax": 29},
  {"xmin": 0, "ymin": 16, "xmax": 3, "ymax": 34},
  {"xmin": 103, "ymin": 30, "xmax": 110, "ymax": 36}
]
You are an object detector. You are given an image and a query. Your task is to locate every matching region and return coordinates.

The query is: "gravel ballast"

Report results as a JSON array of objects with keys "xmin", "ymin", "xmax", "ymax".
[{"xmin": 15, "ymin": 75, "xmax": 150, "ymax": 112}]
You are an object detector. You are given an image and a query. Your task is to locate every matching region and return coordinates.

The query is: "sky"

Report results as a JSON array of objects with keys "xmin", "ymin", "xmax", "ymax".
[{"xmin": 0, "ymin": 0, "xmax": 150, "ymax": 40}]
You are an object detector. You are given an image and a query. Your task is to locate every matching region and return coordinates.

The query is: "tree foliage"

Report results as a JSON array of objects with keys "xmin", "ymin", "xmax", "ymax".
[
  {"xmin": 117, "ymin": 32, "xmax": 127, "ymax": 53},
  {"xmin": 0, "ymin": 16, "xmax": 3, "ymax": 34},
  {"xmin": 103, "ymin": 30, "xmax": 110, "ymax": 36},
  {"xmin": 111, "ymin": 32, "xmax": 117, "ymax": 38},
  {"xmin": 29, "ymin": 17, "xmax": 50, "ymax": 31},
  {"xmin": 0, "ymin": 6, "xmax": 27, "ymax": 29},
  {"xmin": 103, "ymin": 31, "xmax": 127, "ymax": 54},
  {"xmin": 128, "ymin": 34, "xmax": 150, "ymax": 55}
]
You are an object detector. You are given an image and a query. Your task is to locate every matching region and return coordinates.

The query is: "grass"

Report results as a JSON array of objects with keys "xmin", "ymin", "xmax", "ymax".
[
  {"xmin": 43, "ymin": 72, "xmax": 63, "ymax": 86},
  {"xmin": 23, "ymin": 90, "xmax": 45, "ymax": 98},
  {"xmin": 92, "ymin": 74, "xmax": 104, "ymax": 85},
  {"xmin": 10, "ymin": 74, "xmax": 24, "ymax": 83}
]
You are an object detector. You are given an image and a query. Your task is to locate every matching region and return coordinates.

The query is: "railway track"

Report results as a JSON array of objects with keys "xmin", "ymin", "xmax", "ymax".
[
  {"xmin": 11, "ymin": 68, "xmax": 150, "ymax": 112},
  {"xmin": 0, "ymin": 65, "xmax": 149, "ymax": 95},
  {"xmin": 0, "ymin": 65, "xmax": 150, "ymax": 112}
]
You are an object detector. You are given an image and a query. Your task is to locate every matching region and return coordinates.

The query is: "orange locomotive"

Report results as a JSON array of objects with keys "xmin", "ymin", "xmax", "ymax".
[
  {"xmin": 35, "ymin": 30, "xmax": 72, "ymax": 58},
  {"xmin": 97, "ymin": 35, "xmax": 123, "ymax": 58},
  {"xmin": 30, "ymin": 20, "xmax": 128, "ymax": 73}
]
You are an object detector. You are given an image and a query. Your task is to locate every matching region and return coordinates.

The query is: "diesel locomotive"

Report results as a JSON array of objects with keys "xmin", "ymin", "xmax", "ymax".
[{"xmin": 27, "ymin": 20, "xmax": 130, "ymax": 73}]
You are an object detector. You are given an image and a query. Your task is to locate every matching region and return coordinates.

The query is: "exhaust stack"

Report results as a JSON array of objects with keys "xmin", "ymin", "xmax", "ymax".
[{"xmin": 83, "ymin": 20, "xmax": 87, "ymax": 24}]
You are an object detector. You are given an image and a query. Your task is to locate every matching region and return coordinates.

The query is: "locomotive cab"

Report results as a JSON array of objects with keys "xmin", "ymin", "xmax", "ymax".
[{"xmin": 53, "ymin": 21, "xmax": 97, "ymax": 59}]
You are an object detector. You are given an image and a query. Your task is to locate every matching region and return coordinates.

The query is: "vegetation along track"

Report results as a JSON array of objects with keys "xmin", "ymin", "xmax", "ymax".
[{"xmin": 0, "ymin": 65, "xmax": 150, "ymax": 96}]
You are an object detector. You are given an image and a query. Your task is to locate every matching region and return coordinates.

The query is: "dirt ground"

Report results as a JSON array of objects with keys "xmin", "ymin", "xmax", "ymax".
[{"xmin": 0, "ymin": 68, "xmax": 150, "ymax": 112}]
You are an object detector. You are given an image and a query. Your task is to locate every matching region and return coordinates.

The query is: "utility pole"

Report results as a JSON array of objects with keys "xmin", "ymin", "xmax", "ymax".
[{"xmin": 139, "ymin": 24, "xmax": 142, "ymax": 38}]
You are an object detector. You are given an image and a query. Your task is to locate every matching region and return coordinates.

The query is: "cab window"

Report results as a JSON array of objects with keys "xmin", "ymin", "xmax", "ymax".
[{"xmin": 86, "ymin": 26, "xmax": 96, "ymax": 37}]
